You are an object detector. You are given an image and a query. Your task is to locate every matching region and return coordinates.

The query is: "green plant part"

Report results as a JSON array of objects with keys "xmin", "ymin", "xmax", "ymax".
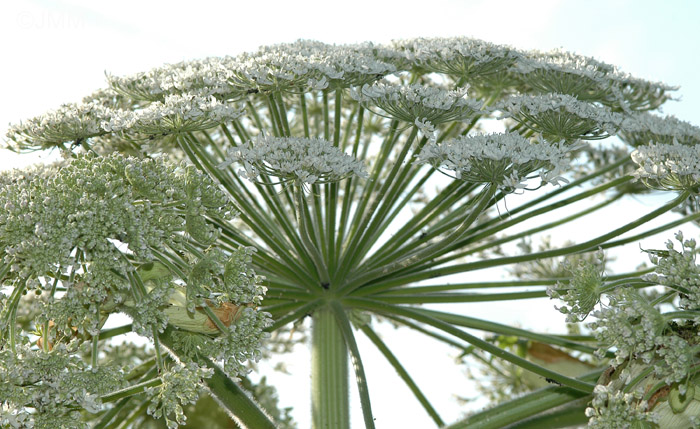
[{"xmin": 2, "ymin": 36, "xmax": 700, "ymax": 428}]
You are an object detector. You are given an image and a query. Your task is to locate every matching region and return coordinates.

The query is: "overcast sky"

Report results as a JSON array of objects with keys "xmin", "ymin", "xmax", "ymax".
[{"xmin": 1, "ymin": 1, "xmax": 699, "ymax": 427}]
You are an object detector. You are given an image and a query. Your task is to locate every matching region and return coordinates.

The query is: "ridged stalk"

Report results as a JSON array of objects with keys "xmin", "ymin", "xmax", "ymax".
[{"xmin": 311, "ymin": 305, "xmax": 350, "ymax": 429}]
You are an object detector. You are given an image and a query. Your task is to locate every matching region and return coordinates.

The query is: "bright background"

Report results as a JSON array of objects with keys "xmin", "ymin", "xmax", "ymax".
[{"xmin": 1, "ymin": 1, "xmax": 699, "ymax": 427}]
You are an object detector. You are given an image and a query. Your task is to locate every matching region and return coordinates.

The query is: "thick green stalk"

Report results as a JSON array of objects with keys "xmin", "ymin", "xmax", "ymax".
[
  {"xmin": 312, "ymin": 305, "xmax": 350, "ymax": 429},
  {"xmin": 330, "ymin": 301, "xmax": 376, "ymax": 429}
]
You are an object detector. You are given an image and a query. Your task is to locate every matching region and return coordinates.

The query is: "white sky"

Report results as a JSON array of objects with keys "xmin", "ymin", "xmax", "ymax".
[{"xmin": 1, "ymin": 1, "xmax": 699, "ymax": 427}]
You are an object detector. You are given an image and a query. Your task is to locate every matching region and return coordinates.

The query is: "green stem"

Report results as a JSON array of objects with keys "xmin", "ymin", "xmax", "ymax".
[
  {"xmin": 445, "ymin": 375, "xmax": 599, "ymax": 429},
  {"xmin": 101, "ymin": 378, "xmax": 163, "ymax": 403},
  {"xmin": 359, "ymin": 190, "xmax": 690, "ymax": 293},
  {"xmin": 295, "ymin": 182, "xmax": 330, "ymax": 285},
  {"xmin": 343, "ymin": 185, "xmax": 496, "ymax": 292},
  {"xmin": 340, "ymin": 127, "xmax": 420, "ymax": 277},
  {"xmin": 348, "ymin": 298, "xmax": 596, "ymax": 392},
  {"xmin": 408, "ymin": 307, "xmax": 603, "ymax": 356},
  {"xmin": 311, "ymin": 305, "xmax": 350, "ymax": 429},
  {"xmin": 160, "ymin": 327, "xmax": 277, "ymax": 429},
  {"xmin": 373, "ymin": 290, "xmax": 547, "ymax": 304},
  {"xmin": 97, "ymin": 324, "xmax": 131, "ymax": 341},
  {"xmin": 359, "ymin": 324, "xmax": 444, "ymax": 426}
]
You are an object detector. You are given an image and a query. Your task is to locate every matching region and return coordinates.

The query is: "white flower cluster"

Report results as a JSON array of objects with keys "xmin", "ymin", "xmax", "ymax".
[
  {"xmin": 586, "ymin": 384, "xmax": 658, "ymax": 428},
  {"xmin": 5, "ymin": 94, "xmax": 243, "ymax": 150},
  {"xmin": 0, "ymin": 344, "xmax": 125, "ymax": 428},
  {"xmin": 588, "ymin": 288, "xmax": 666, "ymax": 364},
  {"xmin": 513, "ymin": 50, "xmax": 612, "ymax": 101},
  {"xmin": 546, "ymin": 248, "xmax": 605, "ymax": 322},
  {"xmin": 391, "ymin": 36, "xmax": 519, "ymax": 78},
  {"xmin": 415, "ymin": 132, "xmax": 574, "ymax": 191},
  {"xmin": 101, "ymin": 93, "xmax": 244, "ymax": 135},
  {"xmin": 350, "ymin": 81, "xmax": 483, "ymax": 124},
  {"xmin": 5, "ymin": 100, "xmax": 112, "ymax": 150},
  {"xmin": 108, "ymin": 56, "xmax": 239, "ymax": 101},
  {"xmin": 621, "ymin": 111, "xmax": 700, "ymax": 146},
  {"xmin": 607, "ymin": 72, "xmax": 677, "ymax": 112},
  {"xmin": 643, "ymin": 231, "xmax": 700, "ymax": 309},
  {"xmin": 497, "ymin": 93, "xmax": 623, "ymax": 140},
  {"xmin": 630, "ymin": 140, "xmax": 700, "ymax": 192},
  {"xmin": 219, "ymin": 135, "xmax": 368, "ymax": 185},
  {"xmin": 229, "ymin": 40, "xmax": 397, "ymax": 92}
]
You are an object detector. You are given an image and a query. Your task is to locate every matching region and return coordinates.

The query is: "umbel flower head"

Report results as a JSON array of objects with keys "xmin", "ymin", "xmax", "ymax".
[
  {"xmin": 0, "ymin": 152, "xmax": 238, "ymax": 342},
  {"xmin": 101, "ymin": 92, "xmax": 245, "ymax": 136},
  {"xmin": 349, "ymin": 81, "xmax": 483, "ymax": 125},
  {"xmin": 415, "ymin": 132, "xmax": 576, "ymax": 192},
  {"xmin": 106, "ymin": 56, "xmax": 240, "ymax": 102},
  {"xmin": 643, "ymin": 231, "xmax": 700, "ymax": 310},
  {"xmin": 5, "ymin": 100, "xmax": 113, "ymax": 151},
  {"xmin": 0, "ymin": 343, "xmax": 127, "ymax": 429},
  {"xmin": 620, "ymin": 111, "xmax": 700, "ymax": 146},
  {"xmin": 630, "ymin": 140, "xmax": 700, "ymax": 193},
  {"xmin": 219, "ymin": 134, "xmax": 368, "ymax": 186},
  {"xmin": 392, "ymin": 36, "xmax": 520, "ymax": 80},
  {"xmin": 0, "ymin": 153, "xmax": 232, "ymax": 282},
  {"xmin": 588, "ymin": 287, "xmax": 667, "ymax": 365},
  {"xmin": 235, "ymin": 40, "xmax": 397, "ymax": 91},
  {"xmin": 587, "ymin": 355, "xmax": 700, "ymax": 429},
  {"xmin": 547, "ymin": 248, "xmax": 606, "ymax": 322},
  {"xmin": 512, "ymin": 48, "xmax": 616, "ymax": 102},
  {"xmin": 496, "ymin": 93, "xmax": 623, "ymax": 141},
  {"xmin": 5, "ymin": 93, "xmax": 244, "ymax": 152}
]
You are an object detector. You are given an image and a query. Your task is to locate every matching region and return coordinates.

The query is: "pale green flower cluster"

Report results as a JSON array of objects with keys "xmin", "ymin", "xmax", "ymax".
[
  {"xmin": 220, "ymin": 134, "xmax": 368, "ymax": 185},
  {"xmin": 415, "ymin": 132, "xmax": 575, "ymax": 192},
  {"xmin": 643, "ymin": 231, "xmax": 700, "ymax": 310},
  {"xmin": 391, "ymin": 36, "xmax": 519, "ymax": 79},
  {"xmin": 0, "ymin": 153, "xmax": 231, "ymax": 285},
  {"xmin": 106, "ymin": 56, "xmax": 239, "ymax": 101},
  {"xmin": 184, "ymin": 247, "xmax": 267, "ymax": 311},
  {"xmin": 6, "ymin": 94, "xmax": 242, "ymax": 152},
  {"xmin": 547, "ymin": 248, "xmax": 605, "ymax": 322},
  {"xmin": 0, "ymin": 344, "xmax": 125, "ymax": 429},
  {"xmin": 169, "ymin": 305, "xmax": 271, "ymax": 377},
  {"xmin": 513, "ymin": 48, "xmax": 675, "ymax": 113},
  {"xmin": 5, "ymin": 101, "xmax": 113, "ymax": 149},
  {"xmin": 147, "ymin": 362, "xmax": 213, "ymax": 429},
  {"xmin": 232, "ymin": 40, "xmax": 398, "ymax": 91},
  {"xmin": 513, "ymin": 49, "xmax": 612, "ymax": 101},
  {"xmin": 588, "ymin": 288, "xmax": 666, "ymax": 364},
  {"xmin": 654, "ymin": 335, "xmax": 695, "ymax": 387},
  {"xmin": 585, "ymin": 384, "xmax": 658, "ymax": 428}
]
